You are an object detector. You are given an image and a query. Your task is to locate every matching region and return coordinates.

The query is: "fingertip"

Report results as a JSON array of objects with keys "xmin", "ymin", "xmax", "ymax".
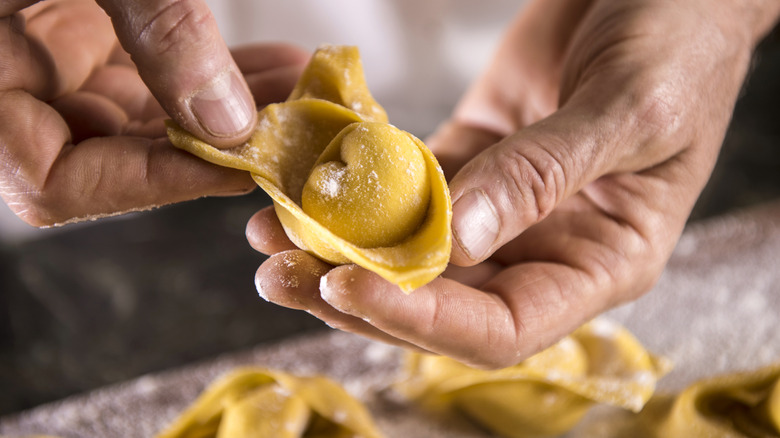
[
  {"xmin": 254, "ymin": 250, "xmax": 330, "ymax": 308},
  {"xmin": 245, "ymin": 206, "xmax": 298, "ymax": 255}
]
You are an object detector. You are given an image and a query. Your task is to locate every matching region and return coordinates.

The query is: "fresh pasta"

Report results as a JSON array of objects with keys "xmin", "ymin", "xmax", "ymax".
[
  {"xmin": 156, "ymin": 368, "xmax": 384, "ymax": 438},
  {"xmin": 167, "ymin": 45, "xmax": 451, "ymax": 292},
  {"xmin": 395, "ymin": 318, "xmax": 671, "ymax": 438}
]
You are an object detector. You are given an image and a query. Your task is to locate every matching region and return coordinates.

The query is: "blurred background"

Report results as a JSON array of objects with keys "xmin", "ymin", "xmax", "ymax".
[{"xmin": 0, "ymin": 3, "xmax": 778, "ymax": 417}]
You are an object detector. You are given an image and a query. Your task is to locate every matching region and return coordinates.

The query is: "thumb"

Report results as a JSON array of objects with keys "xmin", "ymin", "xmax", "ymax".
[
  {"xmin": 97, "ymin": 0, "xmax": 256, "ymax": 148},
  {"xmin": 446, "ymin": 90, "xmax": 679, "ymax": 266}
]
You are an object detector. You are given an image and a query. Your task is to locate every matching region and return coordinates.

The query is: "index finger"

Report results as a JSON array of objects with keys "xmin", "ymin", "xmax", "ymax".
[{"xmin": 317, "ymin": 265, "xmax": 530, "ymax": 369}]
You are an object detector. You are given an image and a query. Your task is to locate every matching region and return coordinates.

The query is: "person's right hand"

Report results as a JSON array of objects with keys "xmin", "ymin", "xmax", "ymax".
[
  {"xmin": 0, "ymin": 0, "xmax": 308, "ymax": 226},
  {"xmin": 246, "ymin": 0, "xmax": 780, "ymax": 369}
]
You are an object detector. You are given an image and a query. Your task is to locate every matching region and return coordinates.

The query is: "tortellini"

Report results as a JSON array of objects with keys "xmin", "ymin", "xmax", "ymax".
[
  {"xmin": 167, "ymin": 45, "xmax": 451, "ymax": 292},
  {"xmin": 631, "ymin": 361, "xmax": 780, "ymax": 437},
  {"xmin": 155, "ymin": 368, "xmax": 384, "ymax": 438},
  {"xmin": 395, "ymin": 318, "xmax": 671, "ymax": 438}
]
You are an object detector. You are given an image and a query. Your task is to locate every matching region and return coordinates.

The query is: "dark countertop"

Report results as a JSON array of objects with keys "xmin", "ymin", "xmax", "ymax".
[
  {"xmin": 1, "ymin": 31, "xmax": 778, "ymax": 417},
  {"xmin": 0, "ymin": 191, "xmax": 327, "ymax": 415}
]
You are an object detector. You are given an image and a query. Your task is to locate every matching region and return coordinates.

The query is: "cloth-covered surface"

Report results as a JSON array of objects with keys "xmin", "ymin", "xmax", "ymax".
[
  {"xmin": 396, "ymin": 319, "xmax": 671, "ymax": 438},
  {"xmin": 1, "ymin": 200, "xmax": 779, "ymax": 437}
]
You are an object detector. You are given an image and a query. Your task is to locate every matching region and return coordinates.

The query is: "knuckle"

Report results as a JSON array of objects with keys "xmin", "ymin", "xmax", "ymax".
[
  {"xmin": 628, "ymin": 73, "xmax": 684, "ymax": 143},
  {"xmin": 134, "ymin": 0, "xmax": 215, "ymax": 57},
  {"xmin": 603, "ymin": 226, "xmax": 669, "ymax": 305},
  {"xmin": 464, "ymin": 295, "xmax": 524, "ymax": 370},
  {"xmin": 495, "ymin": 143, "xmax": 566, "ymax": 223}
]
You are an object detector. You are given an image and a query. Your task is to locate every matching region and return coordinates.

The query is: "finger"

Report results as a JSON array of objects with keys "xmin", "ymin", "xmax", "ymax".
[
  {"xmin": 441, "ymin": 262, "xmax": 502, "ymax": 289},
  {"xmin": 244, "ymin": 64, "xmax": 306, "ymax": 109},
  {"xmin": 80, "ymin": 64, "xmax": 164, "ymax": 121},
  {"xmin": 51, "ymin": 88, "xmax": 166, "ymax": 139},
  {"xmin": 108, "ymin": 42, "xmax": 134, "ymax": 66},
  {"xmin": 231, "ymin": 43, "xmax": 309, "ymax": 76},
  {"xmin": 232, "ymin": 43, "xmax": 308, "ymax": 107},
  {"xmin": 245, "ymin": 207, "xmax": 298, "ymax": 256},
  {"xmin": 48, "ymin": 90, "xmax": 127, "ymax": 143},
  {"xmin": 490, "ymin": 172, "xmax": 682, "ymax": 288},
  {"xmin": 122, "ymin": 117, "xmax": 168, "ymax": 138},
  {"xmin": 424, "ymin": 120, "xmax": 504, "ymax": 180},
  {"xmin": 321, "ymin": 261, "xmax": 625, "ymax": 369},
  {"xmin": 488, "ymin": 195, "xmax": 662, "ymax": 304},
  {"xmin": 255, "ymin": 251, "xmax": 427, "ymax": 352},
  {"xmin": 97, "ymin": 0, "xmax": 257, "ymax": 148},
  {"xmin": 83, "ymin": 44, "xmax": 309, "ymax": 124},
  {"xmin": 320, "ymin": 265, "xmax": 521, "ymax": 369}
]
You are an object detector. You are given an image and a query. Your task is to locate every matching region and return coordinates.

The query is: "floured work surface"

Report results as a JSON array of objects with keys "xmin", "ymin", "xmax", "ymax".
[{"xmin": 2, "ymin": 200, "xmax": 780, "ymax": 437}]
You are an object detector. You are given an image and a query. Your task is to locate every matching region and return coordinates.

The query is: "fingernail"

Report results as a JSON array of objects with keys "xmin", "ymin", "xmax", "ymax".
[
  {"xmin": 190, "ymin": 69, "xmax": 254, "ymax": 137},
  {"xmin": 452, "ymin": 189, "xmax": 500, "ymax": 261}
]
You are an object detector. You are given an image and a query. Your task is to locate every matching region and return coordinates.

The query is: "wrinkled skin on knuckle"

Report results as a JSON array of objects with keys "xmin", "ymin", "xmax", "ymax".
[
  {"xmin": 603, "ymin": 239, "xmax": 655, "ymax": 305},
  {"xmin": 129, "ymin": 0, "xmax": 218, "ymax": 58},
  {"xmin": 493, "ymin": 142, "xmax": 565, "ymax": 226},
  {"xmin": 613, "ymin": 248, "xmax": 667, "ymax": 306},
  {"xmin": 604, "ymin": 220, "xmax": 671, "ymax": 306},
  {"xmin": 628, "ymin": 70, "xmax": 685, "ymax": 144}
]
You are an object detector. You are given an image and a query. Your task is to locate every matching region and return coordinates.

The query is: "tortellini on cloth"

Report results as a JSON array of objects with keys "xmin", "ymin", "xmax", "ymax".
[
  {"xmin": 167, "ymin": 45, "xmax": 452, "ymax": 292},
  {"xmin": 155, "ymin": 368, "xmax": 384, "ymax": 438},
  {"xmin": 395, "ymin": 318, "xmax": 671, "ymax": 438},
  {"xmin": 631, "ymin": 361, "xmax": 780, "ymax": 437}
]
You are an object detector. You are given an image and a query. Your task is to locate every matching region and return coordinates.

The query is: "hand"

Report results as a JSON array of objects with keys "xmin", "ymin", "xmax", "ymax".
[
  {"xmin": 248, "ymin": 0, "xmax": 780, "ymax": 368},
  {"xmin": 0, "ymin": 0, "xmax": 308, "ymax": 226}
]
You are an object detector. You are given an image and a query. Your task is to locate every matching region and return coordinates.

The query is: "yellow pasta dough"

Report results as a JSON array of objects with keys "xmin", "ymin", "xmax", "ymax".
[
  {"xmin": 395, "ymin": 318, "xmax": 671, "ymax": 438},
  {"xmin": 155, "ymin": 368, "xmax": 384, "ymax": 438},
  {"xmin": 630, "ymin": 361, "xmax": 780, "ymax": 437},
  {"xmin": 301, "ymin": 122, "xmax": 431, "ymax": 249},
  {"xmin": 167, "ymin": 45, "xmax": 451, "ymax": 292}
]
